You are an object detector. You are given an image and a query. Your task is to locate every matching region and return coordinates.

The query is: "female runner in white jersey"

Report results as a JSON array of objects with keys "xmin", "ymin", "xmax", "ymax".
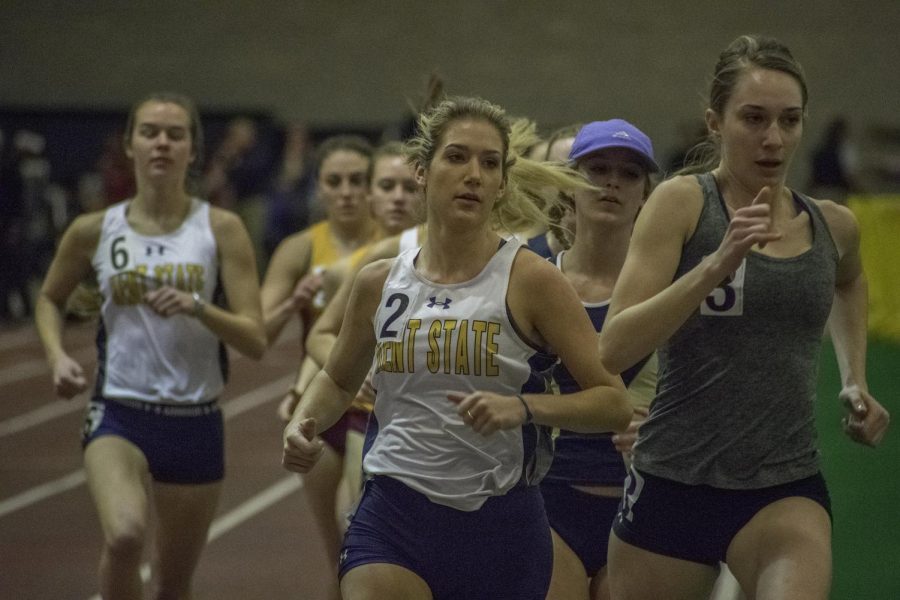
[
  {"xmin": 283, "ymin": 96, "xmax": 632, "ymax": 600},
  {"xmin": 35, "ymin": 93, "xmax": 265, "ymax": 600}
]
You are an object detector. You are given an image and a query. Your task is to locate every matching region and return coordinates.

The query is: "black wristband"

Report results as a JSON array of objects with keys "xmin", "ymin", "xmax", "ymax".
[{"xmin": 516, "ymin": 394, "xmax": 533, "ymax": 424}]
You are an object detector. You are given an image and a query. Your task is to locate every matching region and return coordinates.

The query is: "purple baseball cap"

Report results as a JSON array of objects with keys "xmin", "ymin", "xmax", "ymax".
[{"xmin": 569, "ymin": 119, "xmax": 659, "ymax": 173}]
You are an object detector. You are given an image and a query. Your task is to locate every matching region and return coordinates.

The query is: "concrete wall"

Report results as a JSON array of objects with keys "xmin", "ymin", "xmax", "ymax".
[{"xmin": 2, "ymin": 1, "xmax": 898, "ymax": 182}]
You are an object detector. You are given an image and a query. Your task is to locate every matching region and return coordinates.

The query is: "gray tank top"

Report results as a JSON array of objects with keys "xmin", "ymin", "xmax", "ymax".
[{"xmin": 633, "ymin": 173, "xmax": 839, "ymax": 489}]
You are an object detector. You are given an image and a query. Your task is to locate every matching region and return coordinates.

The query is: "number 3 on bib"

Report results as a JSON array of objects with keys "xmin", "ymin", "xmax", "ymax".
[{"xmin": 701, "ymin": 258, "xmax": 746, "ymax": 316}]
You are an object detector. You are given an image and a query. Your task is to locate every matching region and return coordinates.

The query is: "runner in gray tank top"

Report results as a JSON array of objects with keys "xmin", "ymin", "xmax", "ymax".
[
  {"xmin": 636, "ymin": 171, "xmax": 835, "ymax": 489},
  {"xmin": 598, "ymin": 35, "xmax": 889, "ymax": 600}
]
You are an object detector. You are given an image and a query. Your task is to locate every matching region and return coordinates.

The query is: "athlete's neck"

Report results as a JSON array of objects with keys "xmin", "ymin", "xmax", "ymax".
[
  {"xmin": 566, "ymin": 223, "xmax": 630, "ymax": 284},
  {"xmin": 330, "ymin": 216, "xmax": 375, "ymax": 250},
  {"xmin": 712, "ymin": 166, "xmax": 789, "ymax": 212},
  {"xmin": 418, "ymin": 226, "xmax": 499, "ymax": 285},
  {"xmin": 129, "ymin": 187, "xmax": 192, "ymax": 234}
]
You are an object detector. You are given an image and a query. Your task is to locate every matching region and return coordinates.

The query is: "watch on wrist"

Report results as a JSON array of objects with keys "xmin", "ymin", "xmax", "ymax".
[{"xmin": 191, "ymin": 292, "xmax": 206, "ymax": 318}]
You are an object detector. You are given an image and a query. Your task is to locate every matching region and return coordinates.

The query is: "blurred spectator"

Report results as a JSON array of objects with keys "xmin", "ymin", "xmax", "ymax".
[
  {"xmin": 0, "ymin": 130, "xmax": 66, "ymax": 320},
  {"xmin": 77, "ymin": 129, "xmax": 135, "ymax": 212},
  {"xmin": 808, "ymin": 116, "xmax": 861, "ymax": 202},
  {"xmin": 0, "ymin": 127, "xmax": 25, "ymax": 321},
  {"xmin": 204, "ymin": 117, "xmax": 271, "ymax": 206},
  {"xmin": 204, "ymin": 116, "xmax": 275, "ymax": 272},
  {"xmin": 263, "ymin": 122, "xmax": 316, "ymax": 261}
]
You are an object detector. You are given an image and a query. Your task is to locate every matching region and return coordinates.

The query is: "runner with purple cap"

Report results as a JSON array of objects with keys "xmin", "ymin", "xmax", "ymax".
[{"xmin": 541, "ymin": 118, "xmax": 659, "ymax": 600}]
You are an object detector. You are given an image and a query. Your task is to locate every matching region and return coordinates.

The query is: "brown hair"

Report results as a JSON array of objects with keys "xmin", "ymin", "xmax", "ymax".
[
  {"xmin": 123, "ymin": 92, "xmax": 204, "ymax": 191},
  {"xmin": 314, "ymin": 134, "xmax": 374, "ymax": 183},
  {"xmin": 368, "ymin": 141, "xmax": 406, "ymax": 182},
  {"xmin": 679, "ymin": 34, "xmax": 808, "ymax": 175}
]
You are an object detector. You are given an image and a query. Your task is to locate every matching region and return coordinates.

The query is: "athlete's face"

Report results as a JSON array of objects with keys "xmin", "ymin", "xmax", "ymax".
[
  {"xmin": 369, "ymin": 155, "xmax": 420, "ymax": 235},
  {"xmin": 708, "ymin": 67, "xmax": 804, "ymax": 190},
  {"xmin": 573, "ymin": 147, "xmax": 648, "ymax": 228},
  {"xmin": 318, "ymin": 150, "xmax": 371, "ymax": 226},
  {"xmin": 417, "ymin": 118, "xmax": 506, "ymax": 227},
  {"xmin": 126, "ymin": 101, "xmax": 195, "ymax": 185}
]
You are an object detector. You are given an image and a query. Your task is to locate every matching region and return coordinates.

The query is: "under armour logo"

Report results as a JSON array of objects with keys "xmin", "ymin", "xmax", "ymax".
[
  {"xmin": 612, "ymin": 131, "xmax": 632, "ymax": 140},
  {"xmin": 145, "ymin": 244, "xmax": 166, "ymax": 256},
  {"xmin": 339, "ymin": 549, "xmax": 348, "ymax": 565},
  {"xmin": 427, "ymin": 296, "xmax": 452, "ymax": 309}
]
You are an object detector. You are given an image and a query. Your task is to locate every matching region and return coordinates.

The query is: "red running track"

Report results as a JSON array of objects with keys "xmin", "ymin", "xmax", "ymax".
[{"xmin": 0, "ymin": 318, "xmax": 338, "ymax": 599}]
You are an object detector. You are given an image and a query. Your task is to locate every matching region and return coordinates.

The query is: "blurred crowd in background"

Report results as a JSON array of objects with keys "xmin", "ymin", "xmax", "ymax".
[{"xmin": 2, "ymin": 108, "xmax": 899, "ymax": 325}]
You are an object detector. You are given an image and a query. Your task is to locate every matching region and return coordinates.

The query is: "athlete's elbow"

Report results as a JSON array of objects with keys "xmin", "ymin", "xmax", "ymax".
[
  {"xmin": 597, "ymin": 334, "xmax": 626, "ymax": 376},
  {"xmin": 252, "ymin": 334, "xmax": 268, "ymax": 360},
  {"xmin": 263, "ymin": 313, "xmax": 285, "ymax": 346},
  {"xmin": 247, "ymin": 344, "xmax": 266, "ymax": 361},
  {"xmin": 303, "ymin": 334, "xmax": 328, "ymax": 365},
  {"xmin": 608, "ymin": 391, "xmax": 632, "ymax": 433},
  {"xmin": 576, "ymin": 388, "xmax": 631, "ymax": 434},
  {"xmin": 241, "ymin": 329, "xmax": 268, "ymax": 360}
]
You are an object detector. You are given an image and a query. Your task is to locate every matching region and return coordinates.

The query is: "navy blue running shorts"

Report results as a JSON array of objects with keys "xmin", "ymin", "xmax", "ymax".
[
  {"xmin": 82, "ymin": 396, "xmax": 224, "ymax": 484},
  {"xmin": 612, "ymin": 467, "xmax": 831, "ymax": 565},
  {"xmin": 340, "ymin": 475, "xmax": 552, "ymax": 599},
  {"xmin": 541, "ymin": 482, "xmax": 621, "ymax": 576}
]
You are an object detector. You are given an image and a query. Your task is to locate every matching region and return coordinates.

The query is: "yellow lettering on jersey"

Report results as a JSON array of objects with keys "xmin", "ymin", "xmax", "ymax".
[
  {"xmin": 379, "ymin": 319, "xmax": 502, "ymax": 376},
  {"xmin": 152, "ymin": 263, "xmax": 204, "ymax": 292},
  {"xmin": 375, "ymin": 319, "xmax": 422, "ymax": 374},
  {"xmin": 406, "ymin": 319, "xmax": 421, "ymax": 372},
  {"xmin": 374, "ymin": 342, "xmax": 385, "ymax": 373},
  {"xmin": 185, "ymin": 264, "xmax": 205, "ymax": 292},
  {"xmin": 486, "ymin": 322, "xmax": 500, "ymax": 376},
  {"xmin": 133, "ymin": 264, "xmax": 149, "ymax": 283},
  {"xmin": 471, "ymin": 320, "xmax": 487, "ymax": 376},
  {"xmin": 110, "ymin": 265, "xmax": 149, "ymax": 305},
  {"xmin": 390, "ymin": 340, "xmax": 403, "ymax": 372},
  {"xmin": 426, "ymin": 321, "xmax": 442, "ymax": 373},
  {"xmin": 154, "ymin": 263, "xmax": 175, "ymax": 287},
  {"xmin": 441, "ymin": 320, "xmax": 457, "ymax": 374},
  {"xmin": 376, "ymin": 340, "xmax": 400, "ymax": 374},
  {"xmin": 111, "ymin": 263, "xmax": 205, "ymax": 305},
  {"xmin": 455, "ymin": 319, "xmax": 469, "ymax": 375}
]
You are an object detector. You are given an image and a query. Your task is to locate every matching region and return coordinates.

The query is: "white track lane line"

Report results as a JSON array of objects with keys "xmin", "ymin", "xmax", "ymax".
[
  {"xmin": 0, "ymin": 400, "xmax": 82, "ymax": 437},
  {"xmin": 0, "ymin": 345, "xmax": 95, "ymax": 387},
  {"xmin": 0, "ymin": 331, "xmax": 299, "ymax": 438},
  {"xmin": 0, "ymin": 470, "xmax": 87, "ymax": 519},
  {"xmin": 0, "ymin": 326, "xmax": 40, "ymax": 350},
  {"xmin": 85, "ymin": 476, "xmax": 303, "ymax": 600},
  {"xmin": 0, "ymin": 374, "xmax": 294, "ymax": 519}
]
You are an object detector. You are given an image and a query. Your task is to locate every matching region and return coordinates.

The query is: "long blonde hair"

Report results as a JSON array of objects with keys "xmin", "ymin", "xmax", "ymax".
[{"xmin": 405, "ymin": 96, "xmax": 592, "ymax": 234}]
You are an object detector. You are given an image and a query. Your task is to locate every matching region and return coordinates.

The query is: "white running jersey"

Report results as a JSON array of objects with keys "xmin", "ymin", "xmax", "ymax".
[
  {"xmin": 92, "ymin": 199, "xmax": 224, "ymax": 403},
  {"xmin": 398, "ymin": 225, "xmax": 421, "ymax": 253},
  {"xmin": 366, "ymin": 239, "xmax": 555, "ymax": 511}
]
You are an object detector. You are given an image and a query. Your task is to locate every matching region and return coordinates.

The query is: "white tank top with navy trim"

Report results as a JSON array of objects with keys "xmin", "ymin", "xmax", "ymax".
[
  {"xmin": 397, "ymin": 225, "xmax": 421, "ymax": 253},
  {"xmin": 366, "ymin": 238, "xmax": 556, "ymax": 511},
  {"xmin": 92, "ymin": 199, "xmax": 224, "ymax": 403}
]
